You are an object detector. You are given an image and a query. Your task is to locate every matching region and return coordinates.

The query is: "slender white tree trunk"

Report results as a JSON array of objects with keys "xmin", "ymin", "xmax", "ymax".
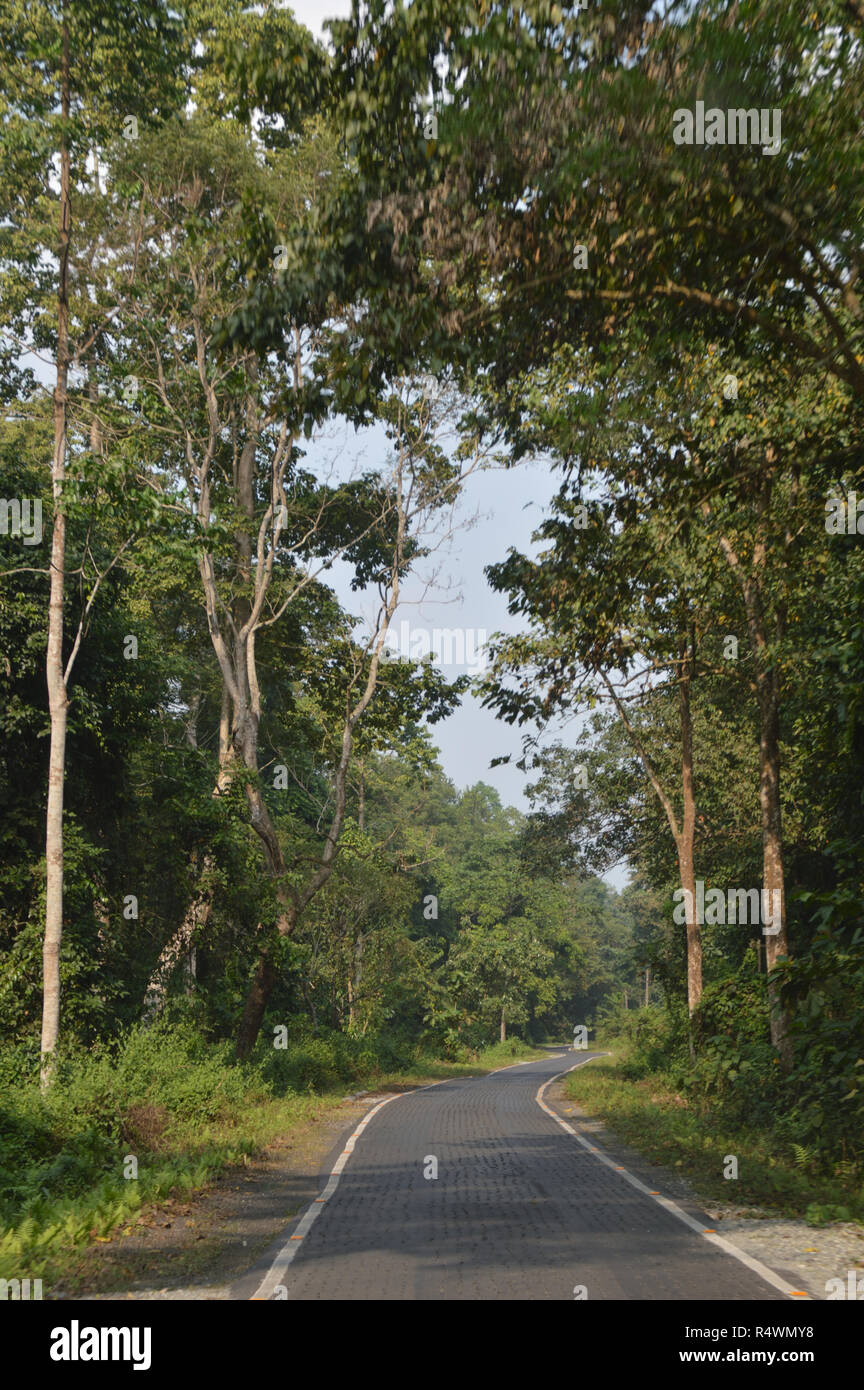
[{"xmin": 41, "ymin": 13, "xmax": 71, "ymax": 1089}]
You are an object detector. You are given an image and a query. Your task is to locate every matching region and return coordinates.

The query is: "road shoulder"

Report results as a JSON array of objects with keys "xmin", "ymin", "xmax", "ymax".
[
  {"xmin": 543, "ymin": 1070, "xmax": 863, "ymax": 1300},
  {"xmin": 55, "ymin": 1089, "xmax": 406, "ymax": 1301}
]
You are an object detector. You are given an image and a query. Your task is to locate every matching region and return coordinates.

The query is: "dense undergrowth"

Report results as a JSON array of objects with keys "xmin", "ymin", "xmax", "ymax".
[
  {"xmin": 571, "ymin": 979, "xmax": 864, "ymax": 1225},
  {"xmin": 0, "ymin": 1019, "xmax": 538, "ymax": 1281}
]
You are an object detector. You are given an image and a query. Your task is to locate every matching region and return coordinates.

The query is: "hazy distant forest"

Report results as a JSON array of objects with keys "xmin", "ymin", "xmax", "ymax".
[{"xmin": 1, "ymin": 0, "xmax": 863, "ymax": 1274}]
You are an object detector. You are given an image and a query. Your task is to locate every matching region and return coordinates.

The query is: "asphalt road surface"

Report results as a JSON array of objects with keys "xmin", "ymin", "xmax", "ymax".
[{"xmin": 236, "ymin": 1048, "xmax": 791, "ymax": 1301}]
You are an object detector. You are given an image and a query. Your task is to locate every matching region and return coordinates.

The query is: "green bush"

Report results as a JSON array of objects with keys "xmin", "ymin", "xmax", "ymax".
[
  {"xmin": 599, "ymin": 943, "xmax": 864, "ymax": 1182},
  {"xmin": 0, "ymin": 1020, "xmax": 271, "ymax": 1227}
]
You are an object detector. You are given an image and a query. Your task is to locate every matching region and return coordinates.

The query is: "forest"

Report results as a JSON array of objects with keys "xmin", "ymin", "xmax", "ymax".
[{"xmin": 1, "ymin": 0, "xmax": 862, "ymax": 1286}]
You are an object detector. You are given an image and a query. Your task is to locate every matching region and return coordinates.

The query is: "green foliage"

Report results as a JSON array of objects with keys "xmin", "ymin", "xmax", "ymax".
[
  {"xmin": 599, "ymin": 951, "xmax": 864, "ymax": 1178},
  {"xmin": 565, "ymin": 1050, "xmax": 864, "ymax": 1225},
  {"xmin": 2, "ymin": 0, "xmax": 862, "ymax": 1264},
  {"xmin": 0, "ymin": 1019, "xmax": 543, "ymax": 1279}
]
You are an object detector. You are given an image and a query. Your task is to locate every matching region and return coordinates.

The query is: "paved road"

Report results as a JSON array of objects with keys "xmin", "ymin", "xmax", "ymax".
[{"xmin": 238, "ymin": 1048, "xmax": 789, "ymax": 1301}]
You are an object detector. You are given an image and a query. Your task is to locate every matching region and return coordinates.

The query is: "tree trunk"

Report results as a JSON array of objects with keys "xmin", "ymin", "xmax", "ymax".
[
  {"xmin": 678, "ymin": 630, "xmax": 702, "ymax": 1016},
  {"xmin": 644, "ymin": 966, "xmax": 651, "ymax": 1007},
  {"xmin": 236, "ymin": 590, "xmax": 400, "ymax": 1057},
  {"xmin": 224, "ymin": 384, "xmax": 300, "ymax": 1057},
  {"xmin": 142, "ymin": 694, "xmax": 234, "ymax": 1019},
  {"xmin": 302, "ymin": 982, "xmax": 319, "ymax": 1033},
  {"xmin": 233, "ymin": 402, "xmax": 405, "ymax": 1057},
  {"xmin": 756, "ymin": 656, "xmax": 792, "ymax": 1066},
  {"xmin": 677, "ymin": 840, "xmax": 701, "ymax": 1007},
  {"xmin": 600, "ymin": 642, "xmax": 702, "ymax": 1020},
  {"xmin": 41, "ymin": 12, "xmax": 72, "ymax": 1090},
  {"xmin": 224, "ymin": 710, "xmax": 297, "ymax": 1059},
  {"xmin": 142, "ymin": 890, "xmax": 212, "ymax": 1020},
  {"xmin": 347, "ymin": 932, "xmax": 364, "ymax": 1030},
  {"xmin": 236, "ymin": 949, "xmax": 278, "ymax": 1058},
  {"xmin": 714, "ymin": 530, "xmax": 792, "ymax": 1065},
  {"xmin": 499, "ymin": 1004, "xmax": 506, "ymax": 1043}
]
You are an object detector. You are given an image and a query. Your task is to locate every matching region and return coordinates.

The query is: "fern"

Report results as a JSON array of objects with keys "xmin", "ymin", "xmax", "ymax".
[{"xmin": 791, "ymin": 1142, "xmax": 813, "ymax": 1171}]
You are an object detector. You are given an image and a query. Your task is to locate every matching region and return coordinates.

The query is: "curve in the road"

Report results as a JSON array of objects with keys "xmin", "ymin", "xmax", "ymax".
[{"xmin": 240, "ymin": 1048, "xmax": 804, "ymax": 1301}]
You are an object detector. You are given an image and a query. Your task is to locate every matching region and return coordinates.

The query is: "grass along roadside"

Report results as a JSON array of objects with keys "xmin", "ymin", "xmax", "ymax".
[
  {"xmin": 564, "ymin": 1044, "xmax": 864, "ymax": 1226},
  {"xmin": 0, "ymin": 1033, "xmax": 544, "ymax": 1288}
]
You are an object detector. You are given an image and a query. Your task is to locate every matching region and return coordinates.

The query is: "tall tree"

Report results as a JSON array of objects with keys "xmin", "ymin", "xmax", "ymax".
[{"xmin": 0, "ymin": 0, "xmax": 184, "ymax": 1083}]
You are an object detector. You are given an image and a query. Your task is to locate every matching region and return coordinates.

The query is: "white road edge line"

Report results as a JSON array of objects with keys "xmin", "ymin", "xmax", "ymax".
[
  {"xmin": 536, "ymin": 1055, "xmax": 811, "ymax": 1302},
  {"xmin": 250, "ymin": 1052, "xmax": 553, "ymax": 1300}
]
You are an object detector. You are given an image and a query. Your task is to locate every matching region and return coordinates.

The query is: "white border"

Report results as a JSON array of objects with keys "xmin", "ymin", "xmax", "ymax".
[
  {"xmin": 536, "ymin": 1055, "xmax": 811, "ymax": 1301},
  {"xmin": 251, "ymin": 1049, "xmax": 810, "ymax": 1301}
]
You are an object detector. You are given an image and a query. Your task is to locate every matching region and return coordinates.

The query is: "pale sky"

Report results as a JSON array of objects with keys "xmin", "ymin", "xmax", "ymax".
[
  {"xmin": 286, "ymin": 0, "xmax": 353, "ymax": 42},
  {"xmin": 306, "ymin": 413, "xmax": 566, "ymax": 815}
]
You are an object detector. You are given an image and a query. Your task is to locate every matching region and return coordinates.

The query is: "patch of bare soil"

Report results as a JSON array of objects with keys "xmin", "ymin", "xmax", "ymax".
[{"xmin": 698, "ymin": 1206, "xmax": 864, "ymax": 1299}]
